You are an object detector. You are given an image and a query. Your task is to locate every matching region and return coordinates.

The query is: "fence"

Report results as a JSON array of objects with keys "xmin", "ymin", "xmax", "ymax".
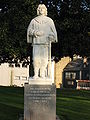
[{"xmin": 76, "ymin": 80, "xmax": 90, "ymax": 90}]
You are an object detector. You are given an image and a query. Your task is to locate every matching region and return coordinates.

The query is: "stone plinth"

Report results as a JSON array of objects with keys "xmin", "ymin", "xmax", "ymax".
[
  {"xmin": 24, "ymin": 79, "xmax": 56, "ymax": 120},
  {"xmin": 28, "ymin": 78, "xmax": 53, "ymax": 85}
]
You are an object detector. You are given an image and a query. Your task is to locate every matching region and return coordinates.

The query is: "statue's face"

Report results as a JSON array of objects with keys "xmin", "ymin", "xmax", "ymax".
[{"xmin": 38, "ymin": 7, "xmax": 46, "ymax": 15}]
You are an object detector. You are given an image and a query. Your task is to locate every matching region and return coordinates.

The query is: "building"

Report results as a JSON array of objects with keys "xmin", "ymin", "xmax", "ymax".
[
  {"xmin": 0, "ymin": 63, "xmax": 29, "ymax": 87},
  {"xmin": 54, "ymin": 57, "xmax": 71, "ymax": 88},
  {"xmin": 63, "ymin": 58, "xmax": 90, "ymax": 89},
  {"xmin": 0, "ymin": 56, "xmax": 89, "ymax": 89}
]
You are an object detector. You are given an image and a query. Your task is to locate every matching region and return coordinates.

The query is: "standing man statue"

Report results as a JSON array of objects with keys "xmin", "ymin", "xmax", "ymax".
[{"xmin": 27, "ymin": 4, "xmax": 58, "ymax": 79}]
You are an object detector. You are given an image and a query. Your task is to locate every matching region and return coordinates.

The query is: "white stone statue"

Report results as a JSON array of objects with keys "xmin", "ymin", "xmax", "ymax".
[{"xmin": 27, "ymin": 4, "xmax": 58, "ymax": 79}]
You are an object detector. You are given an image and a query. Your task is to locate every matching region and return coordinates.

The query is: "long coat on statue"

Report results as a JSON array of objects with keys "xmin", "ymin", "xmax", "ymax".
[{"xmin": 27, "ymin": 15, "xmax": 57, "ymax": 77}]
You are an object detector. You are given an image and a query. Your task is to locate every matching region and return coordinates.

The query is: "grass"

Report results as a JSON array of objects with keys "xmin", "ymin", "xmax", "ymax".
[
  {"xmin": 0, "ymin": 86, "xmax": 90, "ymax": 120},
  {"xmin": 0, "ymin": 86, "xmax": 24, "ymax": 120},
  {"xmin": 57, "ymin": 89, "xmax": 90, "ymax": 120}
]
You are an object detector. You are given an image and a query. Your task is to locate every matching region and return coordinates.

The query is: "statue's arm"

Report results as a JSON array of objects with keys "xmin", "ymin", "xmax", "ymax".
[
  {"xmin": 48, "ymin": 19, "xmax": 58, "ymax": 43},
  {"xmin": 27, "ymin": 20, "xmax": 35, "ymax": 43},
  {"xmin": 27, "ymin": 20, "xmax": 35, "ymax": 35},
  {"xmin": 27, "ymin": 19, "xmax": 44, "ymax": 43}
]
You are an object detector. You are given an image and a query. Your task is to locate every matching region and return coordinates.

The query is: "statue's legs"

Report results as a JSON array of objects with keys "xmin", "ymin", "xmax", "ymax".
[
  {"xmin": 40, "ymin": 57, "xmax": 48, "ymax": 78},
  {"xmin": 40, "ymin": 65, "xmax": 46, "ymax": 78},
  {"xmin": 33, "ymin": 58, "xmax": 40, "ymax": 78},
  {"xmin": 40, "ymin": 46, "xmax": 48, "ymax": 78},
  {"xmin": 33, "ymin": 46, "xmax": 40, "ymax": 78},
  {"xmin": 33, "ymin": 45, "xmax": 48, "ymax": 78}
]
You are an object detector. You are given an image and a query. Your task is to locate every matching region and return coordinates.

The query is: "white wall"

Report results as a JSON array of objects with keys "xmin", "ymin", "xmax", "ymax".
[
  {"xmin": 0, "ymin": 63, "xmax": 11, "ymax": 86},
  {"xmin": 12, "ymin": 63, "xmax": 29, "ymax": 86},
  {"xmin": 0, "ymin": 63, "xmax": 29, "ymax": 87}
]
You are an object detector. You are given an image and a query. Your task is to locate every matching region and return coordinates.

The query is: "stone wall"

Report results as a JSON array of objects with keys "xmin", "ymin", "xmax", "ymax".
[{"xmin": 54, "ymin": 57, "xmax": 71, "ymax": 88}]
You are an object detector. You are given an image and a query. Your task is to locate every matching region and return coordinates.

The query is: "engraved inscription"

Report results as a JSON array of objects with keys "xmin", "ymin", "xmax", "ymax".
[{"xmin": 26, "ymin": 85, "xmax": 55, "ymax": 103}]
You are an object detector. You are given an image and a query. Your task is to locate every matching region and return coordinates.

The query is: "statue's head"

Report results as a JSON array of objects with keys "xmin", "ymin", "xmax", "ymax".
[{"xmin": 37, "ymin": 4, "xmax": 47, "ymax": 16}]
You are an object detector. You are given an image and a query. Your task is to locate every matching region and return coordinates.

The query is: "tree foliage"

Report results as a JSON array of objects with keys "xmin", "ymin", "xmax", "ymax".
[
  {"xmin": 0, "ymin": 0, "xmax": 40, "ymax": 59},
  {"xmin": 0, "ymin": 0, "xmax": 90, "ymax": 59},
  {"xmin": 41, "ymin": 0, "xmax": 90, "ymax": 58}
]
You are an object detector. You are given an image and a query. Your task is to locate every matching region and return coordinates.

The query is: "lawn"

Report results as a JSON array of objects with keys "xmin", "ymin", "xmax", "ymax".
[
  {"xmin": 57, "ymin": 89, "xmax": 90, "ymax": 120},
  {"xmin": 0, "ymin": 86, "xmax": 24, "ymax": 120},
  {"xmin": 0, "ymin": 86, "xmax": 90, "ymax": 120}
]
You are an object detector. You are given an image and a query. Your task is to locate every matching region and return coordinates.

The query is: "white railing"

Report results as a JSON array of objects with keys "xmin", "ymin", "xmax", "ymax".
[{"xmin": 76, "ymin": 80, "xmax": 90, "ymax": 90}]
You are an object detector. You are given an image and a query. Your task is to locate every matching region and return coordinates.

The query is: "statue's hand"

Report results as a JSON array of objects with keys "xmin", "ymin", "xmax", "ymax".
[
  {"xmin": 48, "ymin": 34, "xmax": 55, "ymax": 42},
  {"xmin": 34, "ymin": 31, "xmax": 44, "ymax": 37}
]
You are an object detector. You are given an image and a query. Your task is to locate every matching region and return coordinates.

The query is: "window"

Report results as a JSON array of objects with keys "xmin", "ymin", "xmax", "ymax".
[
  {"xmin": 22, "ymin": 76, "xmax": 27, "ymax": 80},
  {"xmin": 14, "ymin": 76, "xmax": 20, "ymax": 80},
  {"xmin": 65, "ymin": 72, "xmax": 76, "ymax": 79},
  {"xmin": 67, "ymin": 81, "xmax": 74, "ymax": 85}
]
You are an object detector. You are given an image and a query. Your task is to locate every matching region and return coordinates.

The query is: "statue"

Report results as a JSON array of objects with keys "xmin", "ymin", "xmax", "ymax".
[{"xmin": 27, "ymin": 4, "xmax": 58, "ymax": 79}]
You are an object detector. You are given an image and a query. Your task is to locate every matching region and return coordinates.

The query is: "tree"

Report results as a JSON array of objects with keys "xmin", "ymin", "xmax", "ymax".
[
  {"xmin": 40, "ymin": 0, "xmax": 90, "ymax": 58},
  {"xmin": 0, "ymin": 0, "xmax": 90, "ymax": 60},
  {"xmin": 0, "ymin": 0, "xmax": 40, "ymax": 59}
]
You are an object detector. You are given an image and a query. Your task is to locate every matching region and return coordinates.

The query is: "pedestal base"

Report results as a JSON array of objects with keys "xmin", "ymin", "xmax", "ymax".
[
  {"xmin": 28, "ymin": 77, "xmax": 53, "ymax": 85},
  {"xmin": 24, "ymin": 79, "xmax": 56, "ymax": 120}
]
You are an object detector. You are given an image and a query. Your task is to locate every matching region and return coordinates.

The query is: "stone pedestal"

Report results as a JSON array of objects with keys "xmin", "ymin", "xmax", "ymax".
[{"xmin": 24, "ymin": 79, "xmax": 56, "ymax": 120}]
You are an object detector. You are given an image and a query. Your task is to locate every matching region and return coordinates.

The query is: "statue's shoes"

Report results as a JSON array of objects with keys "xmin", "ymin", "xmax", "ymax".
[{"xmin": 32, "ymin": 76, "xmax": 39, "ymax": 79}]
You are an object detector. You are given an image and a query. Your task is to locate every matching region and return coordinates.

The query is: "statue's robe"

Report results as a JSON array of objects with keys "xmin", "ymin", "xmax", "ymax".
[{"xmin": 27, "ymin": 15, "xmax": 57, "ymax": 77}]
